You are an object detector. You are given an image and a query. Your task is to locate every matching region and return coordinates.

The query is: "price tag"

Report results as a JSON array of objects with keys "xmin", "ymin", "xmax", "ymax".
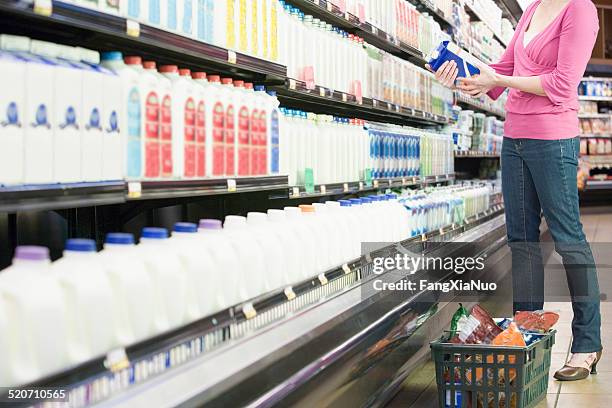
[
  {"xmin": 319, "ymin": 87, "xmax": 326, "ymax": 97},
  {"xmin": 127, "ymin": 181, "xmax": 142, "ymax": 198},
  {"xmin": 412, "ymin": 177, "xmax": 417, "ymax": 184},
  {"xmin": 386, "ymin": 33, "xmax": 392, "ymax": 42},
  {"xmin": 284, "ymin": 287, "xmax": 296, "ymax": 301},
  {"xmin": 320, "ymin": 185, "xmax": 327, "ymax": 194},
  {"xmin": 387, "ymin": 102, "xmax": 392, "ymax": 110},
  {"xmin": 313, "ymin": 0, "xmax": 320, "ymax": 5},
  {"xmin": 126, "ymin": 20, "xmax": 141, "ymax": 37},
  {"xmin": 289, "ymin": 79, "xmax": 297, "ymax": 90},
  {"xmin": 402, "ymin": 178, "xmax": 407, "ymax": 185},
  {"xmin": 439, "ymin": 228, "xmax": 444, "ymax": 235},
  {"xmin": 104, "ymin": 348, "xmax": 129, "ymax": 372},
  {"xmin": 342, "ymin": 263, "xmax": 352, "ymax": 275},
  {"xmin": 359, "ymin": 181, "xmax": 364, "ymax": 190},
  {"xmin": 292, "ymin": 186, "xmax": 300, "ymax": 197},
  {"xmin": 373, "ymin": 179, "xmax": 379, "ymax": 188},
  {"xmin": 33, "ymin": 0, "xmax": 52, "ymax": 16},
  {"xmin": 343, "ymin": 183, "xmax": 349, "ymax": 192},
  {"xmin": 388, "ymin": 179, "xmax": 393, "ymax": 187},
  {"xmin": 372, "ymin": 25, "xmax": 378, "ymax": 35},
  {"xmin": 435, "ymin": 175, "xmax": 440, "ymax": 182},
  {"xmin": 242, "ymin": 303, "xmax": 257, "ymax": 319},
  {"xmin": 227, "ymin": 179, "xmax": 237, "ymax": 192},
  {"xmin": 345, "ymin": 11, "xmax": 350, "ymax": 20},
  {"xmin": 227, "ymin": 50, "xmax": 237, "ymax": 64},
  {"xmin": 327, "ymin": 2, "xmax": 332, "ymax": 11},
  {"xmin": 395, "ymin": 104, "xmax": 400, "ymax": 112},
  {"xmin": 372, "ymin": 99, "xmax": 378, "ymax": 107},
  {"xmin": 342, "ymin": 93, "xmax": 348, "ymax": 102},
  {"xmin": 421, "ymin": 234, "xmax": 427, "ymax": 242},
  {"xmin": 318, "ymin": 273, "xmax": 329, "ymax": 285}
]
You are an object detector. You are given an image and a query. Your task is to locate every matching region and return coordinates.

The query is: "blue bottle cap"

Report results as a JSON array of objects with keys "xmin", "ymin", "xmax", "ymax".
[
  {"xmin": 267, "ymin": 90, "xmax": 277, "ymax": 97},
  {"xmin": 65, "ymin": 238, "xmax": 97, "ymax": 252},
  {"xmin": 141, "ymin": 227, "xmax": 169, "ymax": 239},
  {"xmin": 255, "ymin": 85, "xmax": 266, "ymax": 92},
  {"xmin": 105, "ymin": 233, "xmax": 135, "ymax": 245},
  {"xmin": 173, "ymin": 222, "xmax": 197, "ymax": 233},
  {"xmin": 339, "ymin": 200, "xmax": 352, "ymax": 207},
  {"xmin": 100, "ymin": 51, "xmax": 123, "ymax": 61},
  {"xmin": 350, "ymin": 198, "xmax": 362, "ymax": 205},
  {"xmin": 386, "ymin": 193, "xmax": 398, "ymax": 200},
  {"xmin": 361, "ymin": 197, "xmax": 373, "ymax": 204}
]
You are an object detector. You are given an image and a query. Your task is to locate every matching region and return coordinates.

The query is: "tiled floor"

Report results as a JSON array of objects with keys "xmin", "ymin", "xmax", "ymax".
[{"xmin": 386, "ymin": 207, "xmax": 612, "ymax": 408}]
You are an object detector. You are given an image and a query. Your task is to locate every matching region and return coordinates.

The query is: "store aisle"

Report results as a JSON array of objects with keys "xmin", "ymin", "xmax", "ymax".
[{"xmin": 386, "ymin": 207, "xmax": 612, "ymax": 408}]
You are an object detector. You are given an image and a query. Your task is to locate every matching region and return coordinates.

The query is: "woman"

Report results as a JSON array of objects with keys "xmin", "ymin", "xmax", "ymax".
[{"xmin": 430, "ymin": 0, "xmax": 601, "ymax": 380}]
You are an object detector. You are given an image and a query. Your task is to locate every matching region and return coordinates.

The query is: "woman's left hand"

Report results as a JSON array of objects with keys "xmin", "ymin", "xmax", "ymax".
[{"xmin": 457, "ymin": 62, "xmax": 499, "ymax": 98}]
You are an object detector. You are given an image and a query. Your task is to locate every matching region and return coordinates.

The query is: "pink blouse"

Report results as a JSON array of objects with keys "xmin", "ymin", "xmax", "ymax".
[{"xmin": 487, "ymin": 0, "xmax": 599, "ymax": 139}]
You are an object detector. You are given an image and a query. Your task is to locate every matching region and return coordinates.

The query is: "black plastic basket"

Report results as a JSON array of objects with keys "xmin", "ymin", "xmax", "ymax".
[{"xmin": 430, "ymin": 330, "xmax": 555, "ymax": 408}]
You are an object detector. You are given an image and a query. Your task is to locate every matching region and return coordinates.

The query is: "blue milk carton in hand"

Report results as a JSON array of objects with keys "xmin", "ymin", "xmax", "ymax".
[{"xmin": 428, "ymin": 41, "xmax": 482, "ymax": 78}]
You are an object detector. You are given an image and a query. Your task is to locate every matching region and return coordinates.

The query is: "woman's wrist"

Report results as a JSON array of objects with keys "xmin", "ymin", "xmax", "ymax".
[{"xmin": 493, "ymin": 73, "xmax": 506, "ymax": 88}]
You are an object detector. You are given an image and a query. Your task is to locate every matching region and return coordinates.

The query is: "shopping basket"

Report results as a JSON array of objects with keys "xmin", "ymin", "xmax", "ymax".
[{"xmin": 430, "ymin": 330, "xmax": 555, "ymax": 408}]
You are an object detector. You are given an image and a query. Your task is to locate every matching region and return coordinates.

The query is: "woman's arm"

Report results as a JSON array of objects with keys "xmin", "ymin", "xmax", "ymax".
[{"xmin": 459, "ymin": 69, "xmax": 546, "ymax": 98}]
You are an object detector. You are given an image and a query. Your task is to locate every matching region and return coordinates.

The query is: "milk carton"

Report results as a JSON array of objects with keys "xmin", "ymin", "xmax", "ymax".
[
  {"xmin": 0, "ymin": 246, "xmax": 69, "ymax": 386},
  {"xmin": 62, "ymin": 46, "xmax": 104, "ymax": 182},
  {"xmin": 79, "ymin": 48, "xmax": 122, "ymax": 181},
  {"xmin": 53, "ymin": 239, "xmax": 116, "ymax": 364},
  {"xmin": 144, "ymin": 61, "xmax": 173, "ymax": 178},
  {"xmin": 191, "ymin": 72, "xmax": 207, "ymax": 177},
  {"xmin": 427, "ymin": 41, "xmax": 482, "ymax": 78},
  {"xmin": 100, "ymin": 233, "xmax": 155, "ymax": 344},
  {"xmin": 0, "ymin": 35, "xmax": 29, "ymax": 185},
  {"xmin": 139, "ymin": 227, "xmax": 188, "ymax": 332},
  {"xmin": 101, "ymin": 51, "xmax": 142, "ymax": 179},
  {"xmin": 161, "ymin": 65, "xmax": 196, "ymax": 178}
]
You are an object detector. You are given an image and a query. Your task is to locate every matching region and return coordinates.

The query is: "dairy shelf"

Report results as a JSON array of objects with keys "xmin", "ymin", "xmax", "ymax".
[
  {"xmin": 0, "ymin": 0, "xmax": 287, "ymax": 81},
  {"xmin": 284, "ymin": 0, "xmax": 427, "ymax": 67},
  {"xmin": 287, "ymin": 173, "xmax": 456, "ymax": 199},
  {"xmin": 275, "ymin": 79, "xmax": 450, "ymax": 127},
  {"xmin": 455, "ymin": 92, "xmax": 506, "ymax": 119},
  {"xmin": 578, "ymin": 113, "xmax": 612, "ymax": 119},
  {"xmin": 580, "ymin": 134, "xmax": 612, "ymax": 139},
  {"xmin": 2, "ymin": 203, "xmax": 505, "ymax": 408},
  {"xmin": 585, "ymin": 179, "xmax": 612, "ymax": 191},
  {"xmin": 463, "ymin": 2, "xmax": 509, "ymax": 47},
  {"xmin": 454, "ymin": 151, "xmax": 500, "ymax": 158},
  {"xmin": 579, "ymin": 96, "xmax": 612, "ymax": 102}
]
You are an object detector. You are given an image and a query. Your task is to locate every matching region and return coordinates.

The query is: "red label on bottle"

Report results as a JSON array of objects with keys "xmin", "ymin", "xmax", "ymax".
[
  {"xmin": 259, "ymin": 111, "xmax": 268, "ymax": 175},
  {"xmin": 237, "ymin": 106, "xmax": 250, "ymax": 176},
  {"xmin": 144, "ymin": 91, "xmax": 160, "ymax": 178},
  {"xmin": 161, "ymin": 94, "xmax": 173, "ymax": 177},
  {"xmin": 212, "ymin": 101, "xmax": 225, "ymax": 176},
  {"xmin": 225, "ymin": 105, "xmax": 235, "ymax": 176},
  {"xmin": 196, "ymin": 100, "xmax": 206, "ymax": 177},
  {"xmin": 184, "ymin": 97, "xmax": 196, "ymax": 177}
]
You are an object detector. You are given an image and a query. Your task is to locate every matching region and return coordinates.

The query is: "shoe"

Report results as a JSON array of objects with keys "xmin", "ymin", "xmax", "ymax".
[{"xmin": 553, "ymin": 350, "xmax": 602, "ymax": 381}]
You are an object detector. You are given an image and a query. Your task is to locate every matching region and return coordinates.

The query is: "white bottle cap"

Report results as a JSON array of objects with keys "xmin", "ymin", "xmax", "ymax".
[
  {"xmin": 0, "ymin": 34, "xmax": 30, "ymax": 52},
  {"xmin": 76, "ymin": 47, "xmax": 100, "ymax": 64},
  {"xmin": 56, "ymin": 45, "xmax": 81, "ymax": 62},
  {"xmin": 30, "ymin": 39, "xmax": 58, "ymax": 58}
]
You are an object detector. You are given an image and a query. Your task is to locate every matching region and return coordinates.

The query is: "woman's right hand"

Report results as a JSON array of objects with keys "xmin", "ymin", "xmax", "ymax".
[{"xmin": 425, "ymin": 60, "xmax": 459, "ymax": 89}]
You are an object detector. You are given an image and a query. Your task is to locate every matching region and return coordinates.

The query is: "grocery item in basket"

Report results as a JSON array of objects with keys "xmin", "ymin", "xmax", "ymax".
[
  {"xmin": 449, "ymin": 303, "xmax": 469, "ymax": 339},
  {"xmin": 452, "ymin": 305, "xmax": 502, "ymax": 344},
  {"xmin": 514, "ymin": 310, "xmax": 559, "ymax": 333},
  {"xmin": 492, "ymin": 322, "xmax": 526, "ymax": 348}
]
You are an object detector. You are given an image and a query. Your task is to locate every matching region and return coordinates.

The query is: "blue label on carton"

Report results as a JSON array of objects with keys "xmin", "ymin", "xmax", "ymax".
[{"xmin": 428, "ymin": 41, "xmax": 481, "ymax": 78}]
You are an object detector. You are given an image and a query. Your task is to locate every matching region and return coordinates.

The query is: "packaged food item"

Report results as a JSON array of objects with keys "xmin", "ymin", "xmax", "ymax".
[
  {"xmin": 492, "ymin": 322, "xmax": 526, "ymax": 348},
  {"xmin": 452, "ymin": 305, "xmax": 502, "ymax": 344},
  {"xmin": 449, "ymin": 303, "xmax": 469, "ymax": 339},
  {"xmin": 513, "ymin": 310, "xmax": 559, "ymax": 333},
  {"xmin": 427, "ymin": 41, "xmax": 482, "ymax": 78}
]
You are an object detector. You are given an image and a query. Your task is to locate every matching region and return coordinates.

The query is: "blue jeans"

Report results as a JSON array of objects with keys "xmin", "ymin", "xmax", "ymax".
[{"xmin": 502, "ymin": 137, "xmax": 601, "ymax": 353}]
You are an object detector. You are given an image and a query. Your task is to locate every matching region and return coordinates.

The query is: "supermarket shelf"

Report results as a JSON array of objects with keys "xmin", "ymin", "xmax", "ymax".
[
  {"xmin": 578, "ymin": 113, "xmax": 612, "ymax": 118},
  {"xmin": 455, "ymin": 92, "xmax": 506, "ymax": 119},
  {"xmin": 0, "ymin": 0, "xmax": 286, "ymax": 81},
  {"xmin": 581, "ymin": 134, "xmax": 612, "ymax": 139},
  {"xmin": 8, "ymin": 204, "xmax": 505, "ymax": 408},
  {"xmin": 496, "ymin": 0, "xmax": 521, "ymax": 26},
  {"xmin": 454, "ymin": 151, "xmax": 500, "ymax": 158},
  {"xmin": 285, "ymin": 0, "xmax": 427, "ymax": 67},
  {"xmin": 463, "ymin": 2, "xmax": 508, "ymax": 47},
  {"xmin": 275, "ymin": 79, "xmax": 450, "ymax": 126},
  {"xmin": 585, "ymin": 179, "xmax": 612, "ymax": 191},
  {"xmin": 411, "ymin": 0, "xmax": 454, "ymax": 31},
  {"xmin": 579, "ymin": 96, "xmax": 612, "ymax": 102},
  {"xmin": 0, "ymin": 181, "xmax": 126, "ymax": 213},
  {"xmin": 126, "ymin": 176, "xmax": 290, "ymax": 201},
  {"xmin": 287, "ymin": 173, "xmax": 456, "ymax": 199}
]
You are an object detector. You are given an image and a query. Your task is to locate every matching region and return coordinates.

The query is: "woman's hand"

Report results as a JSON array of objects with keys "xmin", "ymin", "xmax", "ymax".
[
  {"xmin": 457, "ymin": 62, "xmax": 499, "ymax": 98},
  {"xmin": 425, "ymin": 60, "xmax": 458, "ymax": 89}
]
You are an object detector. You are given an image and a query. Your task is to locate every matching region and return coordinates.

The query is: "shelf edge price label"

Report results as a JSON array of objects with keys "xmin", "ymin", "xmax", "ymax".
[
  {"xmin": 104, "ymin": 348, "xmax": 129, "ymax": 373},
  {"xmin": 227, "ymin": 179, "xmax": 237, "ymax": 192},
  {"xmin": 289, "ymin": 79, "xmax": 297, "ymax": 90},
  {"xmin": 359, "ymin": 181, "xmax": 364, "ymax": 190},
  {"xmin": 227, "ymin": 50, "xmax": 237, "ymax": 64},
  {"xmin": 326, "ymin": 1, "xmax": 332, "ymax": 11},
  {"xmin": 319, "ymin": 87, "xmax": 326, "ymax": 97},
  {"xmin": 242, "ymin": 302, "xmax": 257, "ymax": 320},
  {"xmin": 387, "ymin": 102, "xmax": 392, "ymax": 110},
  {"xmin": 388, "ymin": 179, "xmax": 393, "ymax": 187},
  {"xmin": 284, "ymin": 286, "xmax": 296, "ymax": 301},
  {"xmin": 395, "ymin": 104, "xmax": 400, "ymax": 112},
  {"xmin": 372, "ymin": 99, "xmax": 378, "ymax": 107},
  {"xmin": 373, "ymin": 179, "xmax": 379, "ymax": 188},
  {"xmin": 126, "ymin": 19, "xmax": 141, "ymax": 38},
  {"xmin": 402, "ymin": 178, "xmax": 407, "ymax": 185},
  {"xmin": 342, "ymin": 93, "xmax": 348, "ymax": 102},
  {"xmin": 292, "ymin": 186, "xmax": 300, "ymax": 197},
  {"xmin": 127, "ymin": 181, "xmax": 142, "ymax": 199},
  {"xmin": 372, "ymin": 25, "xmax": 378, "ymax": 35},
  {"xmin": 421, "ymin": 234, "xmax": 427, "ymax": 242},
  {"xmin": 313, "ymin": 0, "xmax": 320, "ymax": 5},
  {"xmin": 342, "ymin": 263, "xmax": 352, "ymax": 275},
  {"xmin": 33, "ymin": 0, "xmax": 52, "ymax": 16},
  {"xmin": 320, "ymin": 185, "xmax": 327, "ymax": 195},
  {"xmin": 343, "ymin": 183, "xmax": 349, "ymax": 192},
  {"xmin": 318, "ymin": 273, "xmax": 328, "ymax": 285}
]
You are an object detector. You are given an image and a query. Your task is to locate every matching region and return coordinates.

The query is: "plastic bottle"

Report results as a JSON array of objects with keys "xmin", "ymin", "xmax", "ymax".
[
  {"xmin": 192, "ymin": 72, "xmax": 208, "ymax": 178},
  {"xmin": 197, "ymin": 219, "xmax": 241, "ymax": 309},
  {"xmin": 165, "ymin": 0, "xmax": 179, "ymax": 31},
  {"xmin": 0, "ymin": 246, "xmax": 69, "ymax": 386},
  {"xmin": 53, "ymin": 239, "xmax": 116, "ymax": 364},
  {"xmin": 284, "ymin": 206, "xmax": 316, "ymax": 279},
  {"xmin": 247, "ymin": 212, "xmax": 288, "ymax": 290},
  {"xmin": 222, "ymin": 78, "xmax": 241, "ymax": 176},
  {"xmin": 267, "ymin": 209, "xmax": 302, "ymax": 285},
  {"xmin": 179, "ymin": 0, "xmax": 195, "ymax": 37},
  {"xmin": 232, "ymin": 80, "xmax": 249, "ymax": 176},
  {"xmin": 0, "ymin": 35, "xmax": 29, "ymax": 185},
  {"xmin": 312, "ymin": 203, "xmax": 342, "ymax": 269},
  {"xmin": 139, "ymin": 227, "xmax": 188, "ymax": 332},
  {"xmin": 204, "ymin": 75, "xmax": 225, "ymax": 177},
  {"xmin": 31, "ymin": 41, "xmax": 81, "ymax": 183},
  {"xmin": 224, "ymin": 215, "xmax": 268, "ymax": 299},
  {"xmin": 244, "ymin": 83, "xmax": 259, "ymax": 175},
  {"xmin": 267, "ymin": 90, "xmax": 280, "ymax": 175},
  {"xmin": 325, "ymin": 201, "xmax": 354, "ymax": 261},
  {"xmin": 213, "ymin": 0, "xmax": 233, "ymax": 49},
  {"xmin": 101, "ymin": 51, "xmax": 141, "ymax": 179},
  {"xmin": 253, "ymin": 85, "xmax": 269, "ymax": 175}
]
